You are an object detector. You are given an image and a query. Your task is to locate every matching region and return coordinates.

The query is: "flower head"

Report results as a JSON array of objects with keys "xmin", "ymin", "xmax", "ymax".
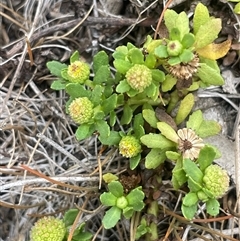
[
  {"xmin": 167, "ymin": 40, "xmax": 183, "ymax": 56},
  {"xmin": 68, "ymin": 97, "xmax": 93, "ymax": 124},
  {"xmin": 177, "ymin": 128, "xmax": 204, "ymax": 160},
  {"xmin": 119, "ymin": 136, "xmax": 142, "ymax": 158},
  {"xmin": 126, "ymin": 64, "xmax": 152, "ymax": 92},
  {"xmin": 203, "ymin": 164, "xmax": 229, "ymax": 198},
  {"xmin": 30, "ymin": 216, "xmax": 66, "ymax": 241},
  {"xmin": 67, "ymin": 61, "xmax": 90, "ymax": 83},
  {"xmin": 168, "ymin": 53, "xmax": 199, "ymax": 80}
]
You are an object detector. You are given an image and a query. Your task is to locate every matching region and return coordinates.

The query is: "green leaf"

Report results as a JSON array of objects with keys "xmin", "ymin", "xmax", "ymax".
[
  {"xmin": 197, "ymin": 120, "xmax": 221, "ymax": 138},
  {"xmin": 102, "ymin": 94, "xmax": 118, "ymax": 114},
  {"xmin": 109, "ymin": 111, "xmax": 116, "ymax": 127},
  {"xmin": 166, "ymin": 151, "xmax": 181, "ymax": 160},
  {"xmin": 91, "ymin": 85, "xmax": 103, "ymax": 106},
  {"xmin": 113, "ymin": 59, "xmax": 133, "ymax": 74},
  {"xmin": 113, "ymin": 46, "xmax": 128, "ymax": 60},
  {"xmin": 47, "ymin": 61, "xmax": 67, "ymax": 77},
  {"xmin": 197, "ymin": 146, "xmax": 216, "ymax": 171},
  {"xmin": 100, "ymin": 192, "xmax": 117, "ymax": 206},
  {"xmin": 193, "ymin": 3, "xmax": 210, "ymax": 34},
  {"xmin": 108, "ymin": 181, "xmax": 124, "ymax": 197},
  {"xmin": 142, "ymin": 109, "xmax": 158, "ymax": 128},
  {"xmin": 145, "ymin": 148, "xmax": 167, "ymax": 169},
  {"xmin": 127, "ymin": 187, "xmax": 145, "ymax": 211},
  {"xmin": 168, "ymin": 56, "xmax": 181, "ymax": 65},
  {"xmin": 164, "ymin": 9, "xmax": 179, "ymax": 34},
  {"xmin": 181, "ymin": 203, "xmax": 198, "ymax": 220},
  {"xmin": 234, "ymin": 2, "xmax": 240, "ymax": 13},
  {"xmin": 75, "ymin": 124, "xmax": 93, "ymax": 141},
  {"xmin": 182, "ymin": 192, "xmax": 199, "ymax": 206},
  {"xmin": 157, "ymin": 122, "xmax": 179, "ymax": 143},
  {"xmin": 183, "ymin": 158, "xmax": 203, "ymax": 184},
  {"xmin": 129, "ymin": 154, "xmax": 141, "ymax": 170},
  {"xmin": 116, "ymin": 79, "xmax": 131, "ymax": 93},
  {"xmin": 133, "ymin": 114, "xmax": 145, "ymax": 139},
  {"xmin": 95, "ymin": 120, "xmax": 110, "ymax": 139},
  {"xmin": 120, "ymin": 104, "xmax": 133, "ymax": 125},
  {"xmin": 146, "ymin": 83, "xmax": 158, "ymax": 100},
  {"xmin": 151, "ymin": 69, "xmax": 165, "ymax": 82},
  {"xmin": 175, "ymin": 93, "xmax": 195, "ymax": 125},
  {"xmin": 72, "ymin": 232, "xmax": 92, "ymax": 241},
  {"xmin": 161, "ymin": 74, "xmax": 177, "ymax": 92},
  {"xmin": 188, "ymin": 176, "xmax": 203, "ymax": 192},
  {"xmin": 122, "ymin": 207, "xmax": 134, "ymax": 219},
  {"xmin": 144, "ymin": 53, "xmax": 157, "ymax": 69},
  {"xmin": 63, "ymin": 209, "xmax": 79, "ymax": 226},
  {"xmin": 99, "ymin": 131, "xmax": 121, "ymax": 146},
  {"xmin": 93, "ymin": 51, "xmax": 109, "ymax": 73},
  {"xmin": 197, "ymin": 63, "xmax": 224, "ymax": 86},
  {"xmin": 179, "ymin": 49, "xmax": 194, "ymax": 63},
  {"xmin": 176, "ymin": 11, "xmax": 190, "ymax": 40},
  {"xmin": 172, "ymin": 166, "xmax": 188, "ymax": 189},
  {"xmin": 50, "ymin": 80, "xmax": 66, "ymax": 90},
  {"xmin": 154, "ymin": 45, "xmax": 168, "ymax": 58},
  {"xmin": 181, "ymin": 33, "xmax": 195, "ymax": 48},
  {"xmin": 93, "ymin": 65, "xmax": 111, "ymax": 84},
  {"xmin": 140, "ymin": 133, "xmax": 176, "ymax": 149},
  {"xmin": 187, "ymin": 110, "xmax": 203, "ymax": 131},
  {"xmin": 102, "ymin": 206, "xmax": 121, "ymax": 229},
  {"xmin": 129, "ymin": 48, "xmax": 144, "ymax": 64},
  {"xmin": 103, "ymin": 173, "xmax": 118, "ymax": 183},
  {"xmin": 206, "ymin": 199, "xmax": 220, "ymax": 216},
  {"xmin": 170, "ymin": 28, "xmax": 181, "ymax": 41},
  {"xmin": 65, "ymin": 83, "xmax": 90, "ymax": 98},
  {"xmin": 70, "ymin": 50, "xmax": 79, "ymax": 63},
  {"xmin": 194, "ymin": 18, "xmax": 222, "ymax": 49}
]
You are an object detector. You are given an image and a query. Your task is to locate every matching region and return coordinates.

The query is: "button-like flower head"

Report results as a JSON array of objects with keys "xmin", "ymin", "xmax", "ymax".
[
  {"xmin": 30, "ymin": 216, "xmax": 66, "ymax": 241},
  {"xmin": 67, "ymin": 61, "xmax": 90, "ymax": 83},
  {"xmin": 119, "ymin": 136, "xmax": 142, "ymax": 158},
  {"xmin": 177, "ymin": 128, "xmax": 204, "ymax": 160},
  {"xmin": 168, "ymin": 54, "xmax": 199, "ymax": 80},
  {"xmin": 203, "ymin": 164, "xmax": 229, "ymax": 198},
  {"xmin": 126, "ymin": 64, "xmax": 152, "ymax": 92},
  {"xmin": 68, "ymin": 97, "xmax": 93, "ymax": 124},
  {"xmin": 167, "ymin": 40, "xmax": 183, "ymax": 56}
]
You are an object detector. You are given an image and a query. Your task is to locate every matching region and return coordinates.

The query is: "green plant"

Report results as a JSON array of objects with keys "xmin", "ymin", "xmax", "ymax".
[
  {"xmin": 100, "ymin": 181, "xmax": 145, "ymax": 229},
  {"xmin": 46, "ymin": 2, "xmax": 231, "ymax": 239},
  {"xmin": 181, "ymin": 147, "xmax": 229, "ymax": 219}
]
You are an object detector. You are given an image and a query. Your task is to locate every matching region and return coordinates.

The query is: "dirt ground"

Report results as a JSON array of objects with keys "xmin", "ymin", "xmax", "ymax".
[{"xmin": 0, "ymin": 0, "xmax": 240, "ymax": 241}]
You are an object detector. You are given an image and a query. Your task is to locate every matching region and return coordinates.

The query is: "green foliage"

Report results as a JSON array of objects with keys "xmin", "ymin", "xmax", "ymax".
[
  {"xmin": 100, "ymin": 181, "xmax": 145, "ymax": 229},
  {"xmin": 46, "ymin": 2, "xmax": 230, "ymax": 236}
]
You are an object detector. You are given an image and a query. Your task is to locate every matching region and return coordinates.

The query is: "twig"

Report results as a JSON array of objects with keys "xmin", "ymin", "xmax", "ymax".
[
  {"xmin": 36, "ymin": 133, "xmax": 93, "ymax": 172},
  {"xmin": 1, "ymin": 17, "xmax": 156, "ymax": 59},
  {"xmin": 235, "ymin": 125, "xmax": 240, "ymax": 230}
]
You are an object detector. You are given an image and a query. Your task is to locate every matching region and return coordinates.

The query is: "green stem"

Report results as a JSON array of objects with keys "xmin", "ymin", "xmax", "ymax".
[{"xmin": 146, "ymin": 200, "xmax": 159, "ymax": 241}]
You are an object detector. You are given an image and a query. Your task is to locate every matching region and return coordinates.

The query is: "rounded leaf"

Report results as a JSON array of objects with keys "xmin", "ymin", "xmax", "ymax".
[
  {"xmin": 102, "ymin": 206, "xmax": 121, "ymax": 229},
  {"xmin": 108, "ymin": 181, "xmax": 124, "ymax": 197},
  {"xmin": 100, "ymin": 192, "xmax": 117, "ymax": 206}
]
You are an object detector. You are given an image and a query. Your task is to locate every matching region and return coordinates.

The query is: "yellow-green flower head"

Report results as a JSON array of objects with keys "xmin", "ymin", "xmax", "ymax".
[
  {"xmin": 30, "ymin": 216, "xmax": 66, "ymax": 241},
  {"xmin": 67, "ymin": 61, "xmax": 90, "ymax": 83},
  {"xmin": 68, "ymin": 97, "xmax": 93, "ymax": 124},
  {"xmin": 119, "ymin": 136, "xmax": 142, "ymax": 158},
  {"xmin": 126, "ymin": 64, "xmax": 152, "ymax": 92},
  {"xmin": 167, "ymin": 40, "xmax": 183, "ymax": 56},
  {"xmin": 203, "ymin": 165, "xmax": 229, "ymax": 198}
]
